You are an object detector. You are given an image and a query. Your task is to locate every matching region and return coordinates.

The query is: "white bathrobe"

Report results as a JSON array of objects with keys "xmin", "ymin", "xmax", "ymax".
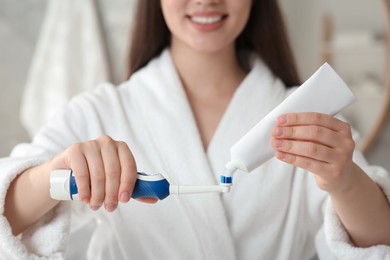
[{"xmin": 1, "ymin": 49, "xmax": 390, "ymax": 259}]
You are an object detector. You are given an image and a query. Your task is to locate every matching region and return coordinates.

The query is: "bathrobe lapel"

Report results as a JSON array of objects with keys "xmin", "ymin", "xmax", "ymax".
[
  {"xmin": 133, "ymin": 50, "xmax": 217, "ymax": 185},
  {"xmin": 206, "ymin": 57, "xmax": 287, "ymax": 180},
  {"xmin": 132, "ymin": 50, "xmax": 234, "ymax": 257},
  {"xmin": 132, "ymin": 50, "xmax": 286, "ymax": 257}
]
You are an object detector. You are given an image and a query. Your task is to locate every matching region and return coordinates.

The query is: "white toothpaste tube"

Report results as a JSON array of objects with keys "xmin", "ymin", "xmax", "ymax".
[{"xmin": 222, "ymin": 63, "xmax": 356, "ymax": 180}]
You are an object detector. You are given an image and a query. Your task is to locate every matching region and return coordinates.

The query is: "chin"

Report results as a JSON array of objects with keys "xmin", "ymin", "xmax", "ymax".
[{"xmin": 189, "ymin": 41, "xmax": 233, "ymax": 55}]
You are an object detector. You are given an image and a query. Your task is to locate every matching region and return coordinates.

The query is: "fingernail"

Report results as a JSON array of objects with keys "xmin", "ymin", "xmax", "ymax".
[
  {"xmin": 90, "ymin": 205, "xmax": 100, "ymax": 211},
  {"xmin": 276, "ymin": 152, "xmax": 286, "ymax": 159},
  {"xmin": 105, "ymin": 204, "xmax": 117, "ymax": 212},
  {"xmin": 274, "ymin": 127, "xmax": 283, "ymax": 136},
  {"xmin": 120, "ymin": 192, "xmax": 130, "ymax": 203},
  {"xmin": 273, "ymin": 139, "xmax": 283, "ymax": 148},
  {"xmin": 82, "ymin": 196, "xmax": 90, "ymax": 204},
  {"xmin": 278, "ymin": 115, "xmax": 287, "ymax": 124}
]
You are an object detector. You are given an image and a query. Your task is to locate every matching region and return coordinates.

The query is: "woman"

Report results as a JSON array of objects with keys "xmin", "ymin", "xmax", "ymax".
[{"xmin": 2, "ymin": 0, "xmax": 390, "ymax": 259}]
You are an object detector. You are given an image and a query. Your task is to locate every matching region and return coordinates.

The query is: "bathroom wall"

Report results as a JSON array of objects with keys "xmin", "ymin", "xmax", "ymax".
[
  {"xmin": 280, "ymin": 0, "xmax": 385, "ymax": 79},
  {"xmin": 0, "ymin": 0, "xmax": 47, "ymax": 157},
  {"xmin": 280, "ymin": 0, "xmax": 390, "ymax": 171}
]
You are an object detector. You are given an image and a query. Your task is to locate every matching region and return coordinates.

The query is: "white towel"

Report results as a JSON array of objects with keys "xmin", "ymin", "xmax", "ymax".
[{"xmin": 20, "ymin": 0, "xmax": 110, "ymax": 138}]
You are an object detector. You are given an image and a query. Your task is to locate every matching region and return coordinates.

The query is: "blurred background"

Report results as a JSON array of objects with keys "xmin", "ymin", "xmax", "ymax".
[
  {"xmin": 1, "ymin": 0, "xmax": 389, "ymax": 172},
  {"xmin": 0, "ymin": 0, "xmax": 45, "ymax": 155}
]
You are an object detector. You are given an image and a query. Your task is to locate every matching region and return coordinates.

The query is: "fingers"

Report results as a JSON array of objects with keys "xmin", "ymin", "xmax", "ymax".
[
  {"xmin": 274, "ymin": 151, "xmax": 353, "ymax": 191},
  {"xmin": 136, "ymin": 198, "xmax": 158, "ymax": 204},
  {"xmin": 117, "ymin": 142, "xmax": 137, "ymax": 203},
  {"xmin": 56, "ymin": 135, "xmax": 143, "ymax": 213},
  {"xmin": 100, "ymin": 136, "xmax": 121, "ymax": 212},
  {"xmin": 273, "ymin": 124, "xmax": 342, "ymax": 148},
  {"xmin": 67, "ymin": 144, "xmax": 91, "ymax": 204},
  {"xmin": 272, "ymin": 112, "xmax": 356, "ymax": 192},
  {"xmin": 274, "ymin": 151, "xmax": 332, "ymax": 176},
  {"xmin": 277, "ymin": 113, "xmax": 351, "ymax": 134},
  {"xmin": 80, "ymin": 140, "xmax": 102, "ymax": 210},
  {"xmin": 116, "ymin": 143, "xmax": 158, "ymax": 204},
  {"xmin": 272, "ymin": 113, "xmax": 355, "ymax": 156},
  {"xmin": 271, "ymin": 139, "xmax": 338, "ymax": 163}
]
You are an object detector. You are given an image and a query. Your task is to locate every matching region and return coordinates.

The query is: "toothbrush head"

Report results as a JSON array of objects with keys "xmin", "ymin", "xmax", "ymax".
[
  {"xmin": 220, "ymin": 161, "xmax": 239, "ymax": 187},
  {"xmin": 220, "ymin": 175, "xmax": 233, "ymax": 185}
]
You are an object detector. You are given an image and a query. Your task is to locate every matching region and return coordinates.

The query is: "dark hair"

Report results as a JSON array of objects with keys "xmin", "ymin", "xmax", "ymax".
[{"xmin": 126, "ymin": 0, "xmax": 301, "ymax": 87}]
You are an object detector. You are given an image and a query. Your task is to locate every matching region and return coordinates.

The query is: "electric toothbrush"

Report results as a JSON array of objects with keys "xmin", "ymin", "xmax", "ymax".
[{"xmin": 50, "ymin": 169, "xmax": 230, "ymax": 201}]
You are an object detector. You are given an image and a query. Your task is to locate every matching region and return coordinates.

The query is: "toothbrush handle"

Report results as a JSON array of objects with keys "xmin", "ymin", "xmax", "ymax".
[
  {"xmin": 131, "ymin": 173, "xmax": 170, "ymax": 200},
  {"xmin": 50, "ymin": 170, "xmax": 170, "ymax": 201}
]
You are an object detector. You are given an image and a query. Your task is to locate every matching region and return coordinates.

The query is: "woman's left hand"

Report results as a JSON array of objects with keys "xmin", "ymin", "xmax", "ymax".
[{"xmin": 271, "ymin": 112, "xmax": 356, "ymax": 193}]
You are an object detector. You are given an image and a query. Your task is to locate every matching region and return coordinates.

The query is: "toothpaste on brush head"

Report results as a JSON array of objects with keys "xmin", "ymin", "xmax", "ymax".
[{"xmin": 221, "ymin": 63, "xmax": 356, "ymax": 183}]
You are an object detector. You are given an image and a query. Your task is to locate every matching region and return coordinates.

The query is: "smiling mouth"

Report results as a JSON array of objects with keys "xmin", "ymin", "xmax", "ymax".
[{"xmin": 189, "ymin": 15, "xmax": 227, "ymax": 25}]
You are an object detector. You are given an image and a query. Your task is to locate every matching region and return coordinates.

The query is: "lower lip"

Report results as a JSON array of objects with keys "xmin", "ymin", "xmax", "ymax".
[{"xmin": 189, "ymin": 18, "xmax": 226, "ymax": 32}]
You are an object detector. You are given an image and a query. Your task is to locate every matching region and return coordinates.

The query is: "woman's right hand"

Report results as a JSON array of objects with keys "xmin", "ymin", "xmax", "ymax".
[{"xmin": 49, "ymin": 135, "xmax": 151, "ymax": 212}]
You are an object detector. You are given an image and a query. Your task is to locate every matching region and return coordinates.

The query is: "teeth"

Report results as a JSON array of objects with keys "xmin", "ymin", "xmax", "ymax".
[{"xmin": 191, "ymin": 16, "xmax": 223, "ymax": 24}]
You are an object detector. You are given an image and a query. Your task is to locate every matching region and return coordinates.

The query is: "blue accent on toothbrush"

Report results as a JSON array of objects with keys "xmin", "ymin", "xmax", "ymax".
[
  {"xmin": 69, "ymin": 170, "xmax": 78, "ymax": 200},
  {"xmin": 132, "ymin": 175, "xmax": 170, "ymax": 200},
  {"xmin": 68, "ymin": 171, "xmax": 171, "ymax": 200},
  {"xmin": 220, "ymin": 175, "xmax": 232, "ymax": 184}
]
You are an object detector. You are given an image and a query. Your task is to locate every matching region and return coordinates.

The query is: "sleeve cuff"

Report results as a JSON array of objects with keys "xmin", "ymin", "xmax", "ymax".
[
  {"xmin": 0, "ymin": 157, "xmax": 71, "ymax": 258},
  {"xmin": 324, "ymin": 165, "xmax": 390, "ymax": 259}
]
